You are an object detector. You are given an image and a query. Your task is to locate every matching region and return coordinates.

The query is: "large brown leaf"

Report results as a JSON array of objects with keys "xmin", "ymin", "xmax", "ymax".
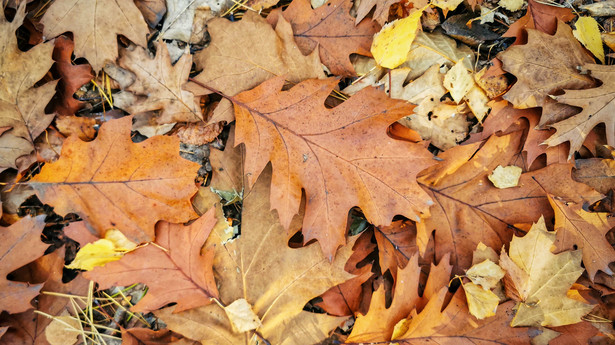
[
  {"xmin": 0, "ymin": 216, "xmax": 48, "ymax": 315},
  {"xmin": 85, "ymin": 209, "xmax": 219, "ymax": 313},
  {"xmin": 499, "ymin": 21, "xmax": 594, "ymax": 121},
  {"xmin": 117, "ymin": 42, "xmax": 202, "ymax": 124},
  {"xmin": 546, "ymin": 64, "xmax": 615, "ymax": 157},
  {"xmin": 29, "ymin": 116, "xmax": 200, "ymax": 244},
  {"xmin": 416, "ymin": 132, "xmax": 602, "ymax": 274},
  {"xmin": 156, "ymin": 168, "xmax": 354, "ymax": 345},
  {"xmin": 267, "ymin": 0, "xmax": 380, "ymax": 76},
  {"xmin": 232, "ymin": 77, "xmax": 434, "ymax": 259},
  {"xmin": 52, "ymin": 36, "xmax": 94, "ymax": 116},
  {"xmin": 0, "ymin": 2, "xmax": 56, "ymax": 171},
  {"xmin": 41, "ymin": 0, "xmax": 149, "ymax": 72},
  {"xmin": 187, "ymin": 11, "xmax": 324, "ymax": 124},
  {"xmin": 503, "ymin": 0, "xmax": 575, "ymax": 43}
]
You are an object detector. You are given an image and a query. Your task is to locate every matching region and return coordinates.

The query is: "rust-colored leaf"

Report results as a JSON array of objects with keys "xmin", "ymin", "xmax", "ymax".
[
  {"xmin": 52, "ymin": 36, "xmax": 94, "ymax": 116},
  {"xmin": 29, "ymin": 116, "xmax": 200, "ymax": 244},
  {"xmin": 233, "ymin": 77, "xmax": 434, "ymax": 259},
  {"xmin": 504, "ymin": 0, "xmax": 575, "ymax": 44}
]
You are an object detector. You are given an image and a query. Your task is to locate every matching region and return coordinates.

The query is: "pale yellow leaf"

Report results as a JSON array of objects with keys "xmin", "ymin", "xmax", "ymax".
[
  {"xmin": 573, "ymin": 17, "xmax": 605, "ymax": 63},
  {"xmin": 466, "ymin": 259, "xmax": 505, "ymax": 290},
  {"xmin": 499, "ymin": 0, "xmax": 524, "ymax": 11},
  {"xmin": 371, "ymin": 8, "xmax": 425, "ymax": 69},
  {"xmin": 66, "ymin": 229, "xmax": 137, "ymax": 271},
  {"xmin": 45, "ymin": 313, "xmax": 80, "ymax": 345},
  {"xmin": 224, "ymin": 298, "xmax": 263, "ymax": 333},
  {"xmin": 463, "ymin": 282, "xmax": 500, "ymax": 319},
  {"xmin": 488, "ymin": 165, "xmax": 522, "ymax": 189},
  {"xmin": 431, "ymin": 0, "xmax": 463, "ymax": 12},
  {"xmin": 443, "ymin": 58, "xmax": 474, "ymax": 103},
  {"xmin": 465, "ymin": 85, "xmax": 490, "ymax": 122}
]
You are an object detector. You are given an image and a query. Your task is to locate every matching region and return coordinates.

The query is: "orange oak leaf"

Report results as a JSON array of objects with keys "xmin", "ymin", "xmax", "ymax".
[
  {"xmin": 41, "ymin": 0, "xmax": 149, "ymax": 72},
  {"xmin": 52, "ymin": 36, "xmax": 94, "ymax": 116},
  {"xmin": 267, "ymin": 0, "xmax": 380, "ymax": 76},
  {"xmin": 29, "ymin": 116, "xmax": 200, "ymax": 244},
  {"xmin": 549, "ymin": 195, "xmax": 615, "ymax": 280},
  {"xmin": 0, "ymin": 216, "xmax": 47, "ymax": 314},
  {"xmin": 0, "ymin": 2, "xmax": 56, "ymax": 172},
  {"xmin": 416, "ymin": 132, "xmax": 601, "ymax": 274},
  {"xmin": 546, "ymin": 64, "xmax": 615, "ymax": 157},
  {"xmin": 499, "ymin": 21, "xmax": 594, "ymax": 115},
  {"xmin": 232, "ymin": 77, "xmax": 434, "ymax": 259},
  {"xmin": 0, "ymin": 246, "xmax": 89, "ymax": 344},
  {"xmin": 85, "ymin": 209, "xmax": 219, "ymax": 313},
  {"xmin": 374, "ymin": 220, "xmax": 433, "ymax": 278},
  {"xmin": 503, "ymin": 0, "xmax": 575, "ymax": 44}
]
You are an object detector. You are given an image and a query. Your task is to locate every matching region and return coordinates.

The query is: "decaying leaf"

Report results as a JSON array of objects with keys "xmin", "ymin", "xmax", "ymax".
[
  {"xmin": 233, "ymin": 77, "xmax": 434, "ymax": 259},
  {"xmin": 156, "ymin": 169, "xmax": 354, "ymax": 345},
  {"xmin": 500, "ymin": 216, "xmax": 593, "ymax": 327},
  {"xmin": 29, "ymin": 116, "xmax": 200, "ymax": 244},
  {"xmin": 85, "ymin": 209, "xmax": 219, "ymax": 313},
  {"xmin": 0, "ymin": 216, "xmax": 47, "ymax": 314},
  {"xmin": 41, "ymin": 0, "xmax": 149, "ymax": 72}
]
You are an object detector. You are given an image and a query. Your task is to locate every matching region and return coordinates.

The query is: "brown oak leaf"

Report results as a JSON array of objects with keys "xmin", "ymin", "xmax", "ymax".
[
  {"xmin": 52, "ymin": 36, "xmax": 94, "ymax": 116},
  {"xmin": 0, "ymin": 2, "xmax": 56, "ymax": 171},
  {"xmin": 232, "ymin": 77, "xmax": 434, "ymax": 259},
  {"xmin": 549, "ymin": 195, "xmax": 615, "ymax": 281},
  {"xmin": 546, "ymin": 64, "xmax": 615, "ymax": 157},
  {"xmin": 29, "ymin": 116, "xmax": 200, "ymax": 244},
  {"xmin": 85, "ymin": 209, "xmax": 219, "ymax": 313},
  {"xmin": 121, "ymin": 328, "xmax": 195, "ymax": 345},
  {"xmin": 504, "ymin": 0, "xmax": 575, "ymax": 44},
  {"xmin": 355, "ymin": 0, "xmax": 400, "ymax": 26},
  {"xmin": 41, "ymin": 0, "xmax": 149, "ymax": 72},
  {"xmin": 187, "ymin": 11, "xmax": 324, "ymax": 124},
  {"xmin": 0, "ymin": 216, "xmax": 47, "ymax": 314},
  {"xmin": 267, "ymin": 0, "xmax": 380, "ymax": 76},
  {"xmin": 117, "ymin": 42, "xmax": 203, "ymax": 124},
  {"xmin": 156, "ymin": 168, "xmax": 355, "ymax": 345},
  {"xmin": 573, "ymin": 158, "xmax": 615, "ymax": 195},
  {"xmin": 499, "ymin": 21, "xmax": 594, "ymax": 126}
]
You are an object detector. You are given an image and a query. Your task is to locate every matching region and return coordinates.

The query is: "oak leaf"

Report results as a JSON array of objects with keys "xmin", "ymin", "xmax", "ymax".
[
  {"xmin": 547, "ymin": 64, "xmax": 615, "ymax": 157},
  {"xmin": 0, "ymin": 246, "xmax": 89, "ymax": 344},
  {"xmin": 499, "ymin": 21, "xmax": 594, "ymax": 112},
  {"xmin": 0, "ymin": 216, "xmax": 47, "ymax": 314},
  {"xmin": 156, "ymin": 168, "xmax": 355, "ymax": 345},
  {"xmin": 121, "ymin": 328, "xmax": 189, "ymax": 345},
  {"xmin": 572, "ymin": 158, "xmax": 615, "ymax": 195},
  {"xmin": 0, "ymin": 2, "xmax": 56, "ymax": 171},
  {"xmin": 29, "ymin": 116, "xmax": 200, "ymax": 244},
  {"xmin": 187, "ymin": 11, "xmax": 324, "ymax": 124},
  {"xmin": 549, "ymin": 195, "xmax": 615, "ymax": 280},
  {"xmin": 355, "ymin": 0, "xmax": 401, "ymax": 25},
  {"xmin": 161, "ymin": 0, "xmax": 231, "ymax": 42},
  {"xmin": 52, "ymin": 36, "xmax": 94, "ymax": 116},
  {"xmin": 504, "ymin": 0, "xmax": 575, "ymax": 43},
  {"xmin": 233, "ymin": 77, "xmax": 434, "ymax": 259},
  {"xmin": 267, "ymin": 0, "xmax": 380, "ymax": 76},
  {"xmin": 416, "ymin": 132, "xmax": 601, "ymax": 273},
  {"xmin": 500, "ymin": 216, "xmax": 593, "ymax": 327},
  {"xmin": 84, "ymin": 209, "xmax": 219, "ymax": 313},
  {"xmin": 41, "ymin": 0, "xmax": 149, "ymax": 72}
]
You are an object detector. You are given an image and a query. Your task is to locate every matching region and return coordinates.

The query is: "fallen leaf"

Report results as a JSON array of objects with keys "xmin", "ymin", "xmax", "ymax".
[
  {"xmin": 135, "ymin": 0, "xmax": 167, "ymax": 28},
  {"xmin": 500, "ymin": 216, "xmax": 594, "ymax": 327},
  {"xmin": 488, "ymin": 165, "xmax": 523, "ymax": 188},
  {"xmin": 55, "ymin": 116, "xmax": 96, "ymax": 141},
  {"xmin": 41, "ymin": 0, "xmax": 149, "ymax": 72},
  {"xmin": 121, "ymin": 328, "xmax": 190, "ymax": 345},
  {"xmin": 573, "ymin": 17, "xmax": 605, "ymax": 63},
  {"xmin": 175, "ymin": 122, "xmax": 223, "ymax": 146},
  {"xmin": 232, "ymin": 77, "xmax": 434, "ymax": 258},
  {"xmin": 188, "ymin": 11, "xmax": 324, "ymax": 124},
  {"xmin": 161, "ymin": 0, "xmax": 230, "ymax": 42},
  {"xmin": 268, "ymin": 0, "xmax": 380, "ymax": 76},
  {"xmin": 156, "ymin": 168, "xmax": 354, "ymax": 345},
  {"xmin": 547, "ymin": 64, "xmax": 615, "ymax": 157},
  {"xmin": 549, "ymin": 195, "xmax": 615, "ymax": 280},
  {"xmin": 29, "ymin": 116, "xmax": 200, "ymax": 244},
  {"xmin": 52, "ymin": 36, "xmax": 94, "ymax": 116},
  {"xmin": 500, "ymin": 0, "xmax": 524, "ymax": 11},
  {"xmin": 0, "ymin": 2, "xmax": 56, "ymax": 171},
  {"xmin": 44, "ymin": 313, "xmax": 81, "ymax": 345},
  {"xmin": 223, "ymin": 299, "xmax": 263, "ymax": 333},
  {"xmin": 432, "ymin": 0, "xmax": 464, "ymax": 13},
  {"xmin": 0, "ymin": 216, "xmax": 47, "ymax": 314},
  {"xmin": 573, "ymin": 158, "xmax": 615, "ymax": 194},
  {"xmin": 401, "ymin": 102, "xmax": 471, "ymax": 150},
  {"xmin": 466, "ymin": 259, "xmax": 506, "ymax": 290},
  {"xmin": 66, "ymin": 229, "xmax": 137, "ymax": 271},
  {"xmin": 374, "ymin": 220, "xmax": 420, "ymax": 277},
  {"xmin": 504, "ymin": 0, "xmax": 575, "ymax": 43},
  {"xmin": 355, "ymin": 0, "xmax": 401, "ymax": 25},
  {"xmin": 370, "ymin": 8, "xmax": 424, "ymax": 69},
  {"xmin": 443, "ymin": 58, "xmax": 474, "ymax": 103},
  {"xmin": 463, "ymin": 282, "xmax": 500, "ymax": 319}
]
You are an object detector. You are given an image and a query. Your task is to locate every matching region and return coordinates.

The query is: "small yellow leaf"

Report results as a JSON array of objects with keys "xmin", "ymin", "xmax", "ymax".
[
  {"xmin": 391, "ymin": 318, "xmax": 411, "ymax": 340},
  {"xmin": 224, "ymin": 298, "xmax": 263, "ymax": 333},
  {"xmin": 66, "ymin": 229, "xmax": 137, "ymax": 271},
  {"xmin": 573, "ymin": 17, "xmax": 605, "ymax": 63},
  {"xmin": 370, "ymin": 8, "xmax": 425, "ymax": 69},
  {"xmin": 463, "ymin": 282, "xmax": 500, "ymax": 319},
  {"xmin": 443, "ymin": 58, "xmax": 474, "ymax": 103},
  {"xmin": 466, "ymin": 259, "xmax": 505, "ymax": 290},
  {"xmin": 431, "ymin": 0, "xmax": 464, "ymax": 12},
  {"xmin": 488, "ymin": 165, "xmax": 522, "ymax": 189},
  {"xmin": 499, "ymin": 0, "xmax": 524, "ymax": 12}
]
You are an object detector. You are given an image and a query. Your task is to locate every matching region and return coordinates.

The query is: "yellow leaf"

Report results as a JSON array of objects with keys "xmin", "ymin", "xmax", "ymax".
[
  {"xmin": 431, "ymin": 0, "xmax": 464, "ymax": 13},
  {"xmin": 391, "ymin": 318, "xmax": 411, "ymax": 340},
  {"xmin": 464, "ymin": 85, "xmax": 490, "ymax": 122},
  {"xmin": 466, "ymin": 259, "xmax": 505, "ymax": 290},
  {"xmin": 371, "ymin": 8, "xmax": 425, "ymax": 69},
  {"xmin": 223, "ymin": 298, "xmax": 263, "ymax": 333},
  {"xmin": 463, "ymin": 282, "xmax": 500, "ymax": 319},
  {"xmin": 488, "ymin": 165, "xmax": 522, "ymax": 189},
  {"xmin": 66, "ymin": 229, "xmax": 137, "ymax": 271},
  {"xmin": 499, "ymin": 0, "xmax": 524, "ymax": 12},
  {"xmin": 573, "ymin": 17, "xmax": 605, "ymax": 63},
  {"xmin": 443, "ymin": 58, "xmax": 474, "ymax": 103}
]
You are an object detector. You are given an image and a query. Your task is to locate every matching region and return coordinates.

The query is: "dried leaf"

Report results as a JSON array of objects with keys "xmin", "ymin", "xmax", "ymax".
[
  {"xmin": 66, "ymin": 229, "xmax": 137, "ymax": 271},
  {"xmin": 504, "ymin": 0, "xmax": 575, "ymax": 43},
  {"xmin": 488, "ymin": 165, "xmax": 523, "ymax": 189},
  {"xmin": 443, "ymin": 58, "xmax": 474, "ymax": 103},
  {"xmin": 466, "ymin": 259, "xmax": 505, "ymax": 290},
  {"xmin": 370, "ymin": 8, "xmax": 424, "ymax": 69},
  {"xmin": 573, "ymin": 17, "xmax": 605, "ymax": 63},
  {"xmin": 162, "ymin": 0, "xmax": 230, "ymax": 42},
  {"xmin": 463, "ymin": 282, "xmax": 500, "ymax": 319},
  {"xmin": 29, "ymin": 116, "xmax": 200, "ymax": 244},
  {"xmin": 52, "ymin": 36, "xmax": 94, "ymax": 116}
]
